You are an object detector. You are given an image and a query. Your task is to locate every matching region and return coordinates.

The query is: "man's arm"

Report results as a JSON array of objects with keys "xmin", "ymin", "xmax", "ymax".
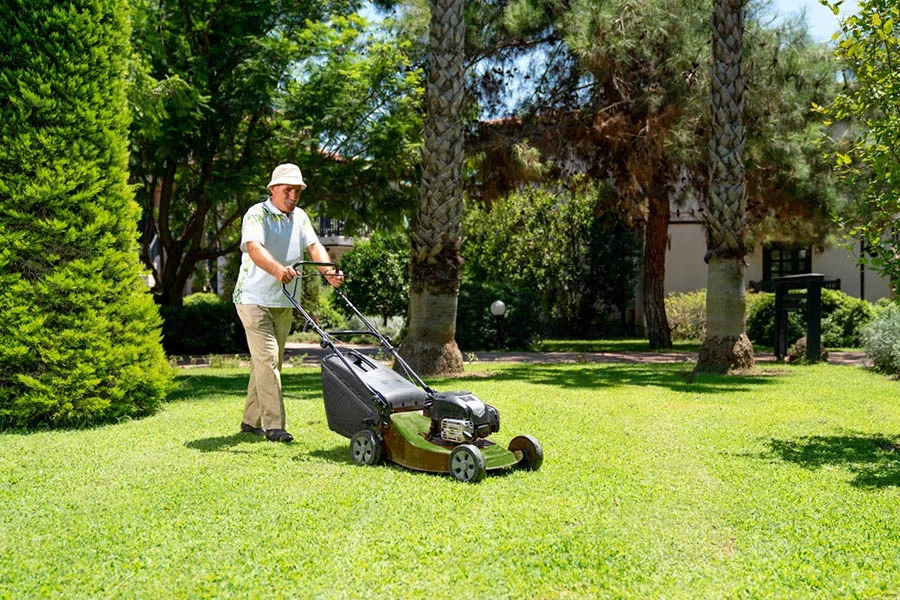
[{"xmin": 247, "ymin": 241, "xmax": 297, "ymax": 283}]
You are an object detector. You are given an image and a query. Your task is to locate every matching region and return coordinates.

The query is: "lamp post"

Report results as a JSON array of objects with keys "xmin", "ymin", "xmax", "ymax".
[{"xmin": 490, "ymin": 300, "xmax": 507, "ymax": 350}]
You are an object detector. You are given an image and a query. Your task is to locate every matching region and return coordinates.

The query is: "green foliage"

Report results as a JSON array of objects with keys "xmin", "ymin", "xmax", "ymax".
[
  {"xmin": 861, "ymin": 301, "xmax": 900, "ymax": 375},
  {"xmin": 159, "ymin": 296, "xmax": 247, "ymax": 355},
  {"xmin": 746, "ymin": 293, "xmax": 805, "ymax": 348},
  {"xmin": 820, "ymin": 288, "xmax": 876, "ymax": 347},
  {"xmin": 0, "ymin": 0, "xmax": 173, "ymax": 428},
  {"xmin": 338, "ymin": 230, "xmax": 409, "ymax": 325},
  {"xmin": 470, "ymin": 0, "xmax": 841, "ymax": 243},
  {"xmin": 463, "ymin": 182, "xmax": 640, "ymax": 336},
  {"xmin": 455, "ymin": 278, "xmax": 541, "ymax": 351},
  {"xmin": 129, "ymin": 1, "xmax": 423, "ymax": 303},
  {"xmin": 819, "ymin": 1, "xmax": 900, "ymax": 286},
  {"xmin": 665, "ymin": 290, "xmax": 707, "ymax": 341},
  {"xmin": 746, "ymin": 289, "xmax": 876, "ymax": 349}
]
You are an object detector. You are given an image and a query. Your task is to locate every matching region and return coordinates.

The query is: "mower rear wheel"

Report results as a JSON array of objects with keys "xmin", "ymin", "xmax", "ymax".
[
  {"xmin": 350, "ymin": 429, "xmax": 383, "ymax": 466},
  {"xmin": 509, "ymin": 434, "xmax": 543, "ymax": 471},
  {"xmin": 449, "ymin": 444, "xmax": 486, "ymax": 483}
]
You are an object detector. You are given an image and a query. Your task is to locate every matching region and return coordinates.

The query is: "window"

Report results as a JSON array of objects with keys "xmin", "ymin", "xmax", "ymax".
[{"xmin": 763, "ymin": 242, "xmax": 812, "ymax": 281}]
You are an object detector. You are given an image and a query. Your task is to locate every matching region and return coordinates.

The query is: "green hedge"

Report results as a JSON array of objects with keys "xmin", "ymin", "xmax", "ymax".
[
  {"xmin": 159, "ymin": 295, "xmax": 248, "ymax": 355},
  {"xmin": 455, "ymin": 279, "xmax": 541, "ymax": 351},
  {"xmin": 746, "ymin": 289, "xmax": 875, "ymax": 349}
]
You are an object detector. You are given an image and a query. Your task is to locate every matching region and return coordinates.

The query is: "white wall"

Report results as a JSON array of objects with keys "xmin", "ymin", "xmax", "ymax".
[
  {"xmin": 663, "ymin": 224, "xmax": 894, "ymax": 301},
  {"xmin": 664, "ymin": 223, "xmax": 708, "ymax": 293},
  {"xmin": 815, "ymin": 244, "xmax": 893, "ymax": 301}
]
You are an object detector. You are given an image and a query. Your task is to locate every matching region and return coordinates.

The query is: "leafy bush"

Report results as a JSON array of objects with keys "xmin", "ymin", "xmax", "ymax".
[
  {"xmin": 861, "ymin": 302, "xmax": 900, "ymax": 375},
  {"xmin": 0, "ymin": 0, "xmax": 173, "ymax": 428},
  {"xmin": 455, "ymin": 279, "xmax": 541, "ymax": 351},
  {"xmin": 819, "ymin": 289, "xmax": 876, "ymax": 347},
  {"xmin": 463, "ymin": 182, "xmax": 640, "ymax": 336},
  {"xmin": 746, "ymin": 289, "xmax": 875, "ymax": 349},
  {"xmin": 666, "ymin": 290, "xmax": 706, "ymax": 341},
  {"xmin": 746, "ymin": 293, "xmax": 805, "ymax": 348},
  {"xmin": 159, "ymin": 296, "xmax": 248, "ymax": 355},
  {"xmin": 338, "ymin": 230, "xmax": 409, "ymax": 325}
]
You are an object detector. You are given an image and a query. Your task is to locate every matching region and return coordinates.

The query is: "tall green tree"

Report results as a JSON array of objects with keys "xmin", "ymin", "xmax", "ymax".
[
  {"xmin": 819, "ymin": 0, "xmax": 900, "ymax": 290},
  {"xmin": 0, "ymin": 0, "xmax": 173, "ymax": 428},
  {"xmin": 129, "ymin": 1, "xmax": 423, "ymax": 305},
  {"xmin": 696, "ymin": 0, "xmax": 755, "ymax": 373},
  {"xmin": 399, "ymin": 0, "xmax": 467, "ymax": 375},
  {"xmin": 467, "ymin": 0, "xmax": 840, "ymax": 346}
]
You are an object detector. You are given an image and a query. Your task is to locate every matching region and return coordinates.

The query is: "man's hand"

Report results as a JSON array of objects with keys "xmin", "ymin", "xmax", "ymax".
[
  {"xmin": 323, "ymin": 266, "xmax": 344, "ymax": 288},
  {"xmin": 276, "ymin": 264, "xmax": 299, "ymax": 284}
]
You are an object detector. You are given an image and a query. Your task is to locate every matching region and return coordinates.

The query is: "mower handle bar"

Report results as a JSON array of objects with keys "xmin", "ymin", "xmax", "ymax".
[{"xmin": 282, "ymin": 261, "xmax": 431, "ymax": 394}]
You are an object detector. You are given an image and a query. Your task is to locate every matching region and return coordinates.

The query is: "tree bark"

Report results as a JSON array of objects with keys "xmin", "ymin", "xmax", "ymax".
[
  {"xmin": 696, "ymin": 258, "xmax": 754, "ymax": 372},
  {"xmin": 404, "ymin": 287, "xmax": 464, "ymax": 375},
  {"xmin": 643, "ymin": 193, "xmax": 672, "ymax": 349},
  {"xmin": 398, "ymin": 0, "xmax": 465, "ymax": 375},
  {"xmin": 696, "ymin": 0, "xmax": 754, "ymax": 373}
]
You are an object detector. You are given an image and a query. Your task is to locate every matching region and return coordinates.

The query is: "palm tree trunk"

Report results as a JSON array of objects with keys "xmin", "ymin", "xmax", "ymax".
[
  {"xmin": 696, "ymin": 0, "xmax": 754, "ymax": 373},
  {"xmin": 398, "ymin": 0, "xmax": 465, "ymax": 376}
]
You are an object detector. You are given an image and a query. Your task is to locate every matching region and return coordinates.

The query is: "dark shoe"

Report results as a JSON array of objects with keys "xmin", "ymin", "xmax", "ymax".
[
  {"xmin": 265, "ymin": 429, "xmax": 294, "ymax": 443},
  {"xmin": 240, "ymin": 422, "xmax": 265, "ymax": 436}
]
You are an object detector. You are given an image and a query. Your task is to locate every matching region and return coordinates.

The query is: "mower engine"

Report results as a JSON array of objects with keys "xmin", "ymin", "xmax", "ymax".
[{"xmin": 426, "ymin": 391, "xmax": 499, "ymax": 443}]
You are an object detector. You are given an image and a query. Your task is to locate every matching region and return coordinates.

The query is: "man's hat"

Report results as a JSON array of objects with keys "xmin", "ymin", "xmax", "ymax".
[{"xmin": 267, "ymin": 163, "xmax": 306, "ymax": 190}]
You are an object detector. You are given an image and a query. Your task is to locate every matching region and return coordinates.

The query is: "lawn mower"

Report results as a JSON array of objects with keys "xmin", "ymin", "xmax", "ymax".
[{"xmin": 283, "ymin": 261, "xmax": 543, "ymax": 483}]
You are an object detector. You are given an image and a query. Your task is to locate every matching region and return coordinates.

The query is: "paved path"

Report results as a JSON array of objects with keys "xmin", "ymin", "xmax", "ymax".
[
  {"xmin": 280, "ymin": 343, "xmax": 872, "ymax": 367},
  {"xmin": 174, "ymin": 342, "xmax": 870, "ymax": 368}
]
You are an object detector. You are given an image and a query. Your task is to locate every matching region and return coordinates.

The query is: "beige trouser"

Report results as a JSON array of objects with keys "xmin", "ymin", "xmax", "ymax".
[{"xmin": 235, "ymin": 304, "xmax": 293, "ymax": 431}]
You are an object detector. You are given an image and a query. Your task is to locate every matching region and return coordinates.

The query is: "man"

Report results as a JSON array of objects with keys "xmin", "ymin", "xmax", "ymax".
[{"xmin": 233, "ymin": 163, "xmax": 342, "ymax": 442}]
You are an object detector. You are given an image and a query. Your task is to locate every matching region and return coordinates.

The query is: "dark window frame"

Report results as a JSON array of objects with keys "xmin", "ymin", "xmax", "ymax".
[{"xmin": 762, "ymin": 242, "xmax": 812, "ymax": 281}]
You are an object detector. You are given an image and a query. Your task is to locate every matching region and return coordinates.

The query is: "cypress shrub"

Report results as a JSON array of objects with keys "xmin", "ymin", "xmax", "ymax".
[{"xmin": 0, "ymin": 0, "xmax": 173, "ymax": 428}]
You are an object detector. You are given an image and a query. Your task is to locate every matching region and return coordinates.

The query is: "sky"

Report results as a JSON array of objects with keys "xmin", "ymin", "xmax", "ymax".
[{"xmin": 770, "ymin": 0, "xmax": 860, "ymax": 43}]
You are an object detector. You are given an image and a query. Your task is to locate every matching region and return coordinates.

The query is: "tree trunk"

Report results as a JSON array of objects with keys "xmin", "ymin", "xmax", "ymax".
[
  {"xmin": 404, "ymin": 287, "xmax": 464, "ymax": 374},
  {"xmin": 398, "ymin": 0, "xmax": 465, "ymax": 375},
  {"xmin": 697, "ymin": 258, "xmax": 753, "ymax": 372},
  {"xmin": 696, "ymin": 0, "xmax": 754, "ymax": 373},
  {"xmin": 643, "ymin": 193, "xmax": 672, "ymax": 348}
]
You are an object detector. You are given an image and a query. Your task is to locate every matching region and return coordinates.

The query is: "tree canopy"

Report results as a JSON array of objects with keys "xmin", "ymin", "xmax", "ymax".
[
  {"xmin": 819, "ymin": 0, "xmax": 900, "ymax": 288},
  {"xmin": 129, "ymin": 0, "xmax": 423, "ymax": 304},
  {"xmin": 462, "ymin": 0, "xmax": 842, "ymax": 345}
]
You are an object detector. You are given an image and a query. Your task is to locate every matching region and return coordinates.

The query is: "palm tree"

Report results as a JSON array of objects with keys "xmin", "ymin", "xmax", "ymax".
[
  {"xmin": 398, "ymin": 0, "xmax": 466, "ymax": 375},
  {"xmin": 696, "ymin": 0, "xmax": 755, "ymax": 373}
]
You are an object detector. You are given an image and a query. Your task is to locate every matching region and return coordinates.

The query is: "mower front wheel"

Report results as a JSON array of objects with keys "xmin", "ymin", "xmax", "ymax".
[
  {"xmin": 350, "ymin": 429, "xmax": 383, "ymax": 466},
  {"xmin": 509, "ymin": 434, "xmax": 543, "ymax": 471},
  {"xmin": 449, "ymin": 444, "xmax": 486, "ymax": 483}
]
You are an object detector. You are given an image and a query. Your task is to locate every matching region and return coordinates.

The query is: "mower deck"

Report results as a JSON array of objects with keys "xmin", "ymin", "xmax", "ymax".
[{"xmin": 384, "ymin": 411, "xmax": 520, "ymax": 473}]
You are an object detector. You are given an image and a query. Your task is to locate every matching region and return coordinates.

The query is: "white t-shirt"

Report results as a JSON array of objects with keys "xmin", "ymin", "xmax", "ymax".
[{"xmin": 232, "ymin": 199, "xmax": 319, "ymax": 307}]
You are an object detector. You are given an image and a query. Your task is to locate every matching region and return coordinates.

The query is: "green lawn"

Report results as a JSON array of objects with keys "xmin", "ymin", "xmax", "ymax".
[{"xmin": 2, "ymin": 362, "xmax": 899, "ymax": 598}]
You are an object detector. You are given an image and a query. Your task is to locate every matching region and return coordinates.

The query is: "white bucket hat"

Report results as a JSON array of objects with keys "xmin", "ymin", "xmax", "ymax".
[{"xmin": 267, "ymin": 163, "xmax": 307, "ymax": 190}]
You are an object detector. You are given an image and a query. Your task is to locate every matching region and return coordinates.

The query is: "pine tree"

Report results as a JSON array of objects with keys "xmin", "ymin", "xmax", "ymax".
[{"xmin": 0, "ymin": 0, "xmax": 173, "ymax": 427}]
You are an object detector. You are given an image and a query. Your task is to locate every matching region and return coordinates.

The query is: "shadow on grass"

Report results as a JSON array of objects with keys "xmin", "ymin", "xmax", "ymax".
[
  {"xmin": 307, "ymin": 444, "xmax": 350, "ymax": 464},
  {"xmin": 764, "ymin": 433, "xmax": 900, "ymax": 488},
  {"xmin": 476, "ymin": 363, "xmax": 781, "ymax": 394},
  {"xmin": 169, "ymin": 370, "xmax": 325, "ymax": 403},
  {"xmin": 185, "ymin": 432, "xmax": 266, "ymax": 453}
]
